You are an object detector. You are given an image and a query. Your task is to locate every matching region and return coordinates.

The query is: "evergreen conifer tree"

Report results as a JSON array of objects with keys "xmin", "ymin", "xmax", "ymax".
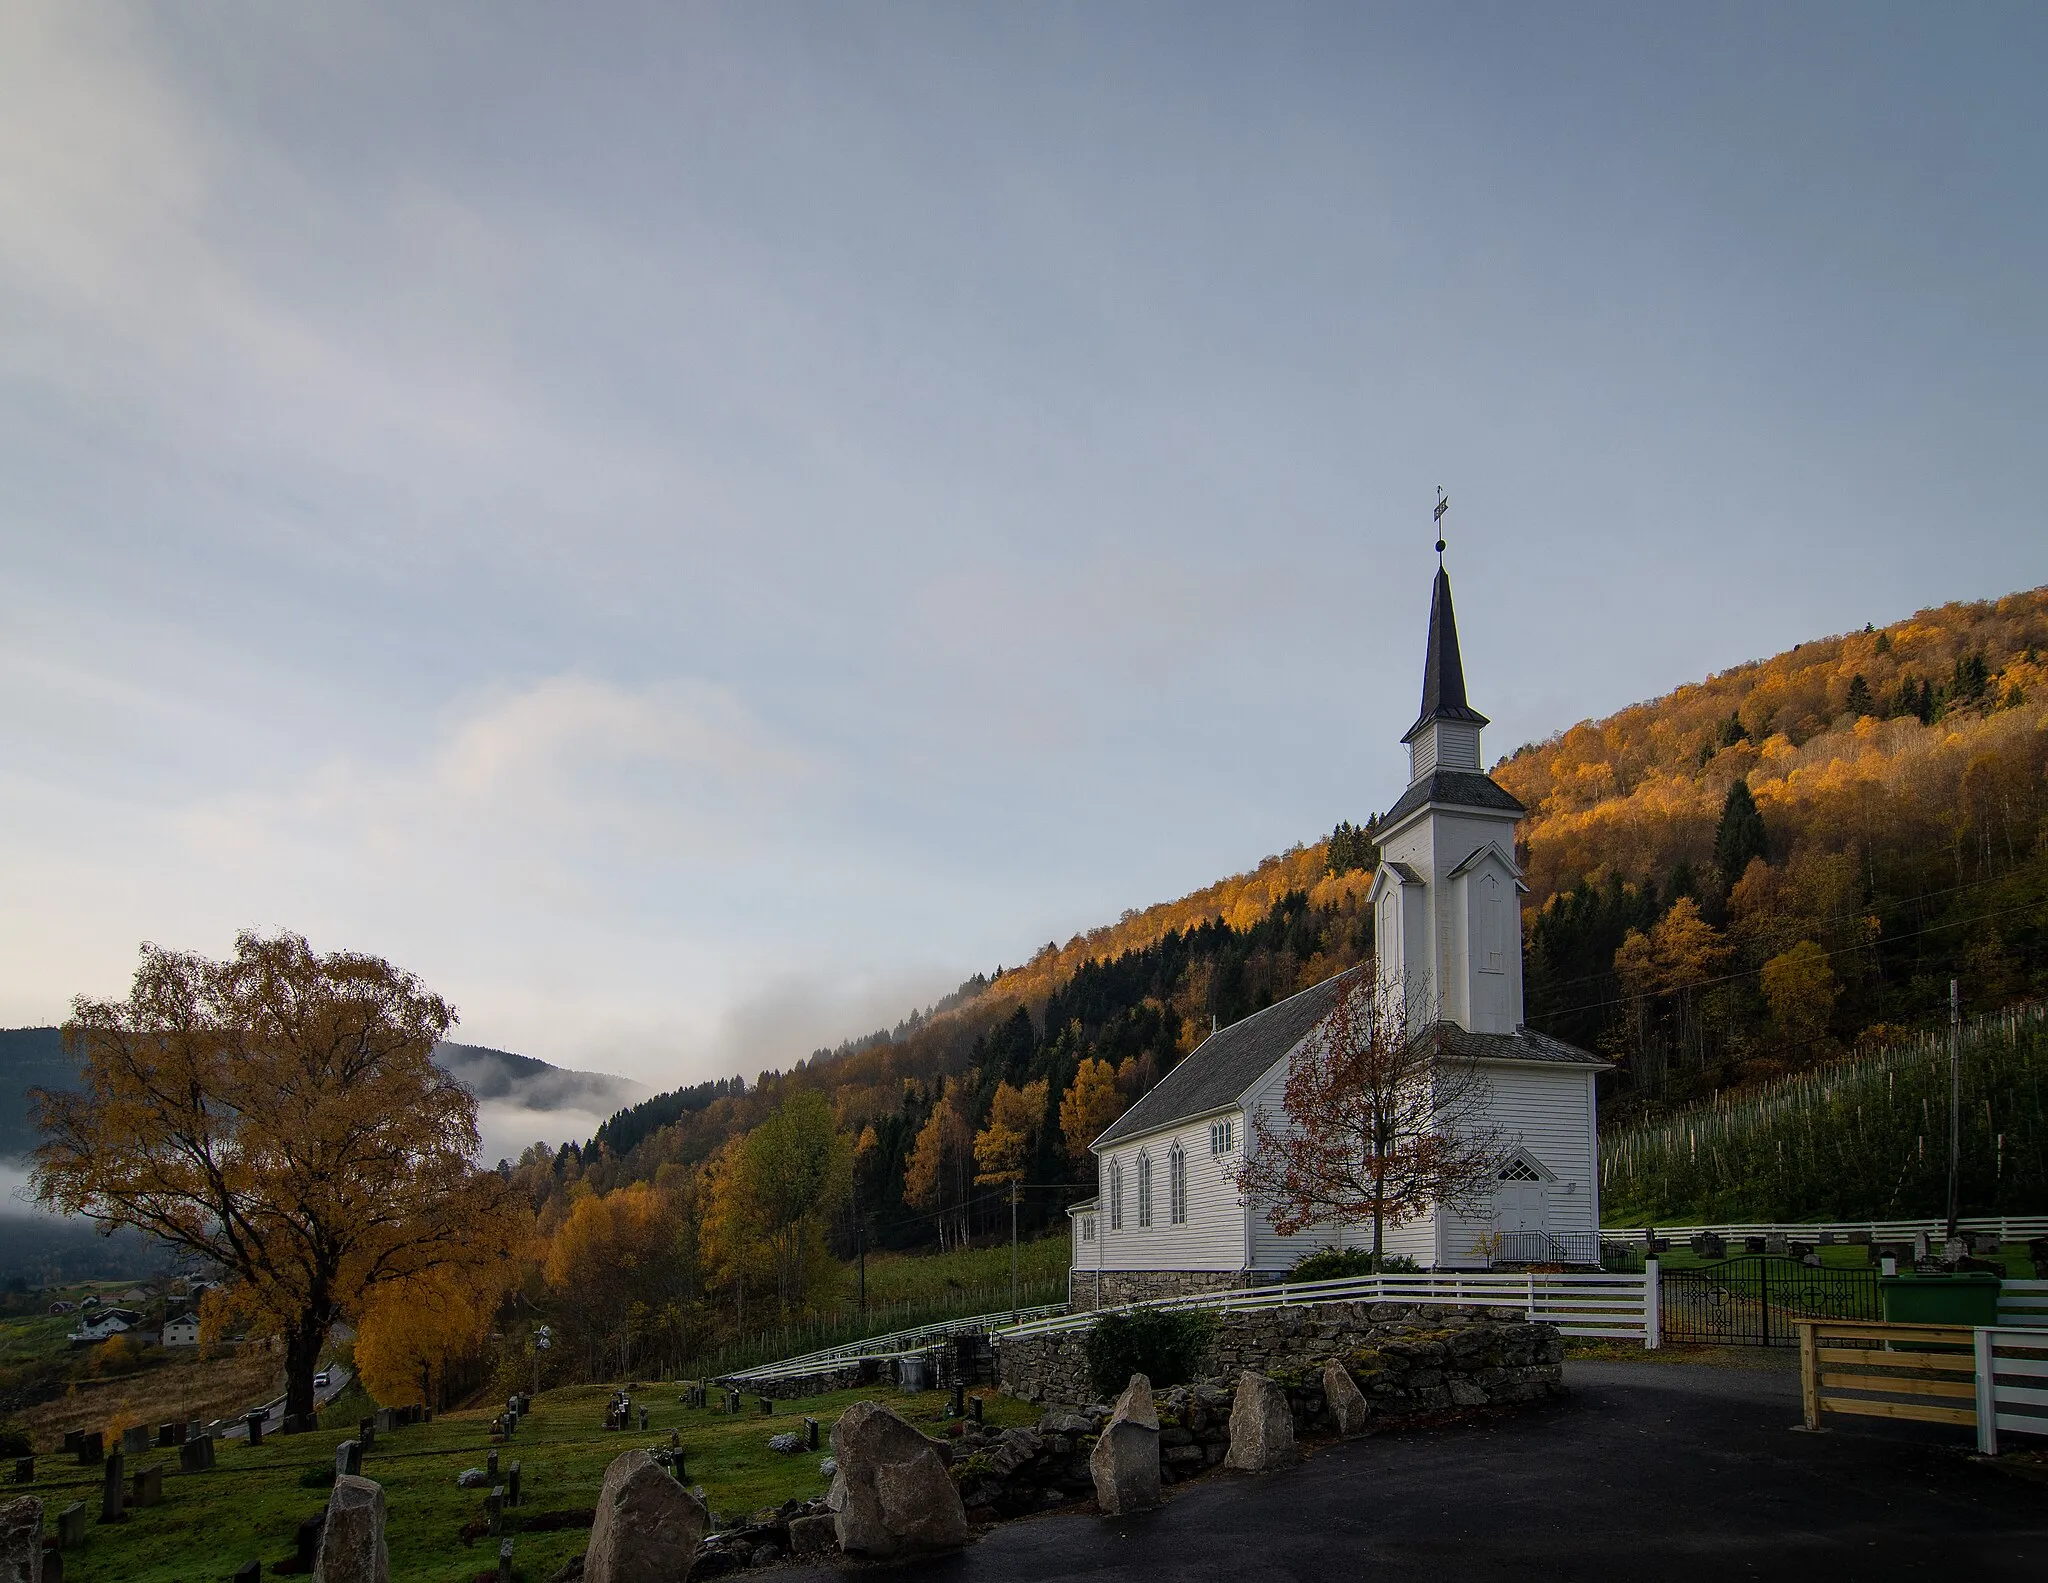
[
  {"xmin": 1845, "ymin": 674, "xmax": 1874, "ymax": 717},
  {"xmin": 1712, "ymin": 780, "xmax": 1768, "ymax": 883}
]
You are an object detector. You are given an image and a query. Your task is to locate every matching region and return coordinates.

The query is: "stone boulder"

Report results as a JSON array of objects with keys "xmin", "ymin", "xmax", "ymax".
[
  {"xmin": 585, "ymin": 1450, "xmax": 709, "ymax": 1583},
  {"xmin": 1223, "ymin": 1371, "xmax": 1296, "ymax": 1472},
  {"xmin": 827, "ymin": 1401, "xmax": 970, "ymax": 1557},
  {"xmin": 0, "ymin": 1495, "xmax": 41, "ymax": 1583},
  {"xmin": 789, "ymin": 1512, "xmax": 839, "ymax": 1558},
  {"xmin": 1323, "ymin": 1357, "xmax": 1371, "ymax": 1436},
  {"xmin": 1089, "ymin": 1373, "xmax": 1161, "ymax": 1515},
  {"xmin": 313, "ymin": 1475, "xmax": 388, "ymax": 1583}
]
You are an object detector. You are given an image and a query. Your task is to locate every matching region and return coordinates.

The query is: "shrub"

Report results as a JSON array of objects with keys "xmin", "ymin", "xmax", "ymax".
[
  {"xmin": 0, "ymin": 1427, "xmax": 30, "ymax": 1459},
  {"xmin": 1286, "ymin": 1248, "xmax": 1417, "ymax": 1281},
  {"xmin": 1084, "ymin": 1308, "xmax": 1217, "ymax": 1399}
]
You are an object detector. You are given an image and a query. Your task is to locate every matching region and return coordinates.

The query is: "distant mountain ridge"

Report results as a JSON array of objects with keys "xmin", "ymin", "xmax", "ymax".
[{"xmin": 0, "ymin": 1027, "xmax": 647, "ymax": 1165}]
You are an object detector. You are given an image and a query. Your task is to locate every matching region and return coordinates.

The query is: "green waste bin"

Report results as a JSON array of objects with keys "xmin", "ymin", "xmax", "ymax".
[{"xmin": 1877, "ymin": 1272, "xmax": 2002, "ymax": 1327}]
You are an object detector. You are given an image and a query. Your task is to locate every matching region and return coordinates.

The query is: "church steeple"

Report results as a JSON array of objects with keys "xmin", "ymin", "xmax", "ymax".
[{"xmin": 1403, "ymin": 566, "xmax": 1490, "ymax": 744}]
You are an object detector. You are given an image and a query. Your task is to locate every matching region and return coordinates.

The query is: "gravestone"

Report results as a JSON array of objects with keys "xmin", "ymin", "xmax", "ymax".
[
  {"xmin": 314, "ymin": 1475, "xmax": 388, "ymax": 1583},
  {"xmin": 58, "ymin": 1502, "xmax": 86, "ymax": 1548},
  {"xmin": 486, "ymin": 1487, "xmax": 503, "ymax": 1536},
  {"xmin": 968, "ymin": 1396, "xmax": 982, "ymax": 1425},
  {"xmin": 336, "ymin": 1441, "xmax": 362, "ymax": 1479},
  {"xmin": 1817, "ymin": 1230, "xmax": 1838, "ymax": 1246},
  {"xmin": 639, "ymin": 1407, "xmax": 650, "ymax": 1431},
  {"xmin": 235, "ymin": 1562, "xmax": 260, "ymax": 1582},
  {"xmin": 0, "ymin": 1495, "xmax": 42, "ymax": 1580},
  {"xmin": 132, "ymin": 1463, "xmax": 163, "ymax": 1507},
  {"xmin": 294, "ymin": 1514, "xmax": 325, "ymax": 1573},
  {"xmin": 506, "ymin": 1461, "xmax": 521, "ymax": 1507},
  {"xmin": 60, "ymin": 1435, "xmax": 80, "ymax": 1457},
  {"xmin": 12, "ymin": 1458, "xmax": 31, "ymax": 1485},
  {"xmin": 804, "ymin": 1417, "xmax": 820, "ymax": 1451},
  {"xmin": 1703, "ymin": 1233, "xmax": 1726, "ymax": 1259},
  {"xmin": 1913, "ymin": 1231, "xmax": 1931, "ymax": 1262},
  {"xmin": 121, "ymin": 1426, "xmax": 151, "ymax": 1459},
  {"xmin": 358, "ymin": 1419, "xmax": 375, "ymax": 1453},
  {"xmin": 1849, "ymin": 1229, "xmax": 1872, "ymax": 1246},
  {"xmin": 180, "ymin": 1434, "xmax": 215, "ymax": 1473},
  {"xmin": 42, "ymin": 1551, "xmax": 62, "ymax": 1583},
  {"xmin": 159, "ymin": 1421, "xmax": 186, "ymax": 1447},
  {"xmin": 486, "ymin": 1450, "xmax": 498, "ymax": 1481},
  {"xmin": 245, "ymin": 1412, "xmax": 266, "ymax": 1448},
  {"xmin": 77, "ymin": 1434, "xmax": 102, "ymax": 1467},
  {"xmin": 757, "ymin": 1398, "xmax": 771, "ymax": 1417},
  {"xmin": 1689, "ymin": 1234, "xmax": 1711, "ymax": 1257},
  {"xmin": 186, "ymin": 1420, "xmax": 205, "ymax": 1444},
  {"xmin": 99, "ymin": 1450, "xmax": 126, "ymax": 1523},
  {"xmin": 1765, "ymin": 1233, "xmax": 1788, "ymax": 1256},
  {"xmin": 949, "ymin": 1383, "xmax": 965, "ymax": 1419},
  {"xmin": 373, "ymin": 1408, "xmax": 399, "ymax": 1437},
  {"xmin": 498, "ymin": 1538, "xmax": 513, "ymax": 1583}
]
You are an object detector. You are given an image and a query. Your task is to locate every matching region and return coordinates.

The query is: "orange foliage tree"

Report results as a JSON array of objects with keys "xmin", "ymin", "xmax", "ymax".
[
  {"xmin": 355, "ymin": 1263, "xmax": 509, "ymax": 1409},
  {"xmin": 1057, "ymin": 1059, "xmax": 1123, "ymax": 1168},
  {"xmin": 33, "ymin": 932, "xmax": 518, "ymax": 1420}
]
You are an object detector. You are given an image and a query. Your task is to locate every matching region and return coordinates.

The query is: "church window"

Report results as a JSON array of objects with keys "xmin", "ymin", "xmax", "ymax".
[
  {"xmin": 1108, "ymin": 1160, "xmax": 1124, "ymax": 1230},
  {"xmin": 1137, "ymin": 1152, "xmax": 1153, "ymax": 1228},
  {"xmin": 1209, "ymin": 1118, "xmax": 1235, "ymax": 1155},
  {"xmin": 1080, "ymin": 1214, "xmax": 1095, "ymax": 1243},
  {"xmin": 1481, "ymin": 874, "xmax": 1505, "ymax": 974},
  {"xmin": 1169, "ymin": 1143, "xmax": 1187, "ymax": 1223},
  {"xmin": 1498, "ymin": 1156, "xmax": 1541, "ymax": 1181}
]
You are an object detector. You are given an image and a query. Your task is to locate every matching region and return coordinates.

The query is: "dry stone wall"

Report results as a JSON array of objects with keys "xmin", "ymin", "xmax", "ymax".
[{"xmin": 998, "ymin": 1303, "xmax": 1564, "ymax": 1416}]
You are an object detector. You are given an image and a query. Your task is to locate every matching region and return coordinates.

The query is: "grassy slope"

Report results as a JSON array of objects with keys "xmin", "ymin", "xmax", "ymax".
[
  {"xmin": 28, "ymin": 1380, "xmax": 1032, "ymax": 1582},
  {"xmin": 847, "ymin": 1233, "xmax": 1071, "ymax": 1307}
]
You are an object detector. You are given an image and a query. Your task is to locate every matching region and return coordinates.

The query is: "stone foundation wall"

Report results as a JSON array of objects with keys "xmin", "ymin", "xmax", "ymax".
[
  {"xmin": 1066, "ymin": 1268, "xmax": 1279, "ymax": 1312},
  {"xmin": 998, "ymin": 1302, "xmax": 1562, "ymax": 1410}
]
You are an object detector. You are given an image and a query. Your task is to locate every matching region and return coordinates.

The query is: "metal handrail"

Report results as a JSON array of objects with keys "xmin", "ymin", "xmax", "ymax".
[{"xmin": 718, "ymin": 1302, "xmax": 1068, "ymax": 1385}]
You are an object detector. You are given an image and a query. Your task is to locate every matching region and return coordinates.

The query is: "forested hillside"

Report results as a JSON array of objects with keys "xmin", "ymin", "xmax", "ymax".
[{"xmin": 437, "ymin": 586, "xmax": 2047, "ymax": 1386}]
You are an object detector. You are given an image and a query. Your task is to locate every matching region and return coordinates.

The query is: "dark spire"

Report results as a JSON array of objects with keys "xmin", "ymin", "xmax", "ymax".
[{"xmin": 1402, "ymin": 565, "xmax": 1490, "ymax": 743}]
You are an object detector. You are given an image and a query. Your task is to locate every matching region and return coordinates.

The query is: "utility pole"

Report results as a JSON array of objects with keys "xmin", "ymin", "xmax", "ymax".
[
  {"xmin": 854, "ymin": 1184, "xmax": 867, "ymax": 1325},
  {"xmin": 1947, "ymin": 978, "xmax": 1962, "ymax": 1242},
  {"xmin": 1010, "ymin": 1181, "xmax": 1020, "ymax": 1322}
]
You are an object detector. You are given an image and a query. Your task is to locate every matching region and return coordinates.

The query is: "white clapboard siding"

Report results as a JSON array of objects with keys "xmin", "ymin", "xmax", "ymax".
[
  {"xmin": 1089, "ymin": 1111, "xmax": 1249, "ymax": 1272},
  {"xmin": 1436, "ymin": 1064, "xmax": 1599, "ymax": 1265}
]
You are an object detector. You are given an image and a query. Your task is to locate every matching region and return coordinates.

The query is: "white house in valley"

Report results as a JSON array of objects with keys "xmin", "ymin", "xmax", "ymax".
[{"xmin": 1069, "ymin": 559, "xmax": 1607, "ymax": 1307}]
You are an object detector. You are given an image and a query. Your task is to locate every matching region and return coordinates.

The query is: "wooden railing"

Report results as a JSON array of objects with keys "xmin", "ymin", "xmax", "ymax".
[
  {"xmin": 1798, "ymin": 1316, "xmax": 2048, "ymax": 1452},
  {"xmin": 1001, "ymin": 1268, "xmax": 1660, "ymax": 1347}
]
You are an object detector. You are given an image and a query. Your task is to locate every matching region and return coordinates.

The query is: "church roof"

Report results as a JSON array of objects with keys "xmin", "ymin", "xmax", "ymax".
[
  {"xmin": 1380, "ymin": 768, "xmax": 1526, "ymax": 829},
  {"xmin": 1402, "ymin": 566, "xmax": 1490, "ymax": 744},
  {"xmin": 1091, "ymin": 971, "xmax": 1606, "ymax": 1153},
  {"xmin": 1431, "ymin": 1022, "xmax": 1609, "ymax": 1069},
  {"xmin": 1091, "ymin": 970, "xmax": 1359, "ymax": 1150}
]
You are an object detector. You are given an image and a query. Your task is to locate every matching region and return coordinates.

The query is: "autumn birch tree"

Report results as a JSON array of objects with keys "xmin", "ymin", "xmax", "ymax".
[
  {"xmin": 1229, "ymin": 973, "xmax": 1503, "ymax": 1266},
  {"xmin": 32, "ymin": 932, "xmax": 518, "ymax": 1419}
]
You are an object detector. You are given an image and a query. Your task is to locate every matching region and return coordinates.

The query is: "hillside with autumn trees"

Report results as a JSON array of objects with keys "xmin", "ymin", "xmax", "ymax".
[{"xmin": 351, "ymin": 584, "xmax": 2047, "ymax": 1400}]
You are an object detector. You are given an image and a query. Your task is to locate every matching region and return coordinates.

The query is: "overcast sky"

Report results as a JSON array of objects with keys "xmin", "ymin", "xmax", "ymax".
[{"xmin": 2, "ymin": 3, "xmax": 2042, "ymax": 1091}]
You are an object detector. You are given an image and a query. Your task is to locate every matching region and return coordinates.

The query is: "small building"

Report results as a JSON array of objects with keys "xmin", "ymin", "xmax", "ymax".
[
  {"xmin": 68, "ymin": 1308, "xmax": 143, "ymax": 1346},
  {"xmin": 1070, "ymin": 556, "xmax": 1606, "ymax": 1307},
  {"xmin": 161, "ymin": 1314, "xmax": 201, "ymax": 1348},
  {"xmin": 46, "ymin": 1301, "xmax": 76, "ymax": 1316}
]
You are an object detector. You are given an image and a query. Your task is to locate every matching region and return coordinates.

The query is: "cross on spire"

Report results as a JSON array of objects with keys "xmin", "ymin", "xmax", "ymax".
[{"xmin": 1434, "ymin": 487, "xmax": 1449, "ymax": 564}]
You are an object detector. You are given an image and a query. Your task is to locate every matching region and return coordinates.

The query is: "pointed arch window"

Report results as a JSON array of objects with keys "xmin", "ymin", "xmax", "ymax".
[
  {"xmin": 1168, "ymin": 1142, "xmax": 1187, "ymax": 1224},
  {"xmin": 1137, "ymin": 1152, "xmax": 1153, "ymax": 1228},
  {"xmin": 1108, "ymin": 1158, "xmax": 1124, "ymax": 1230}
]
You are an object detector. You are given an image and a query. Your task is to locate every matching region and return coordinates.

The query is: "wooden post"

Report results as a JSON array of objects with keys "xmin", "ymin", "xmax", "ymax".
[
  {"xmin": 1644, "ymin": 1258, "xmax": 1660, "ymax": 1351},
  {"xmin": 1974, "ymin": 1328, "xmax": 1998, "ymax": 1456},
  {"xmin": 1799, "ymin": 1322, "xmax": 1821, "ymax": 1431}
]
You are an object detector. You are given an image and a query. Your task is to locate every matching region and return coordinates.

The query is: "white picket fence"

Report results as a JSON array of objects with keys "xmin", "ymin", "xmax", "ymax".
[
  {"xmin": 1608, "ymin": 1215, "xmax": 2048, "ymax": 1246},
  {"xmin": 996, "ymin": 1269, "xmax": 1661, "ymax": 1347},
  {"xmin": 1976, "ymin": 1326, "xmax": 2048, "ymax": 1451}
]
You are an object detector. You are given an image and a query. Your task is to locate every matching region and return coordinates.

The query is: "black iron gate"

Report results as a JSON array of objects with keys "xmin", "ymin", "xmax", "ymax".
[{"xmin": 1660, "ymin": 1256, "xmax": 1880, "ymax": 1346}]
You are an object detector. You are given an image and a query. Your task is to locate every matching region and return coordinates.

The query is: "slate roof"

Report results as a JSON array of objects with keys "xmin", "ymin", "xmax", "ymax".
[
  {"xmin": 1092, "ymin": 971, "xmax": 1361, "ymax": 1149},
  {"xmin": 1380, "ymin": 768, "xmax": 1527, "ymax": 830},
  {"xmin": 1091, "ymin": 974, "xmax": 1607, "ymax": 1152},
  {"xmin": 1431, "ymin": 1023, "xmax": 1608, "ymax": 1069}
]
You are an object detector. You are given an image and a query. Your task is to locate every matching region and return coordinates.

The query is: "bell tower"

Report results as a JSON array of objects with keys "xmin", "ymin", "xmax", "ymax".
[{"xmin": 1366, "ymin": 529, "xmax": 1529, "ymax": 1036}]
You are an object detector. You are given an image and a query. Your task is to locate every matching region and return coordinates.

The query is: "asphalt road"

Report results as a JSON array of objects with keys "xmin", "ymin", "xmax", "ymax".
[{"xmin": 792, "ymin": 1360, "xmax": 2048, "ymax": 1581}]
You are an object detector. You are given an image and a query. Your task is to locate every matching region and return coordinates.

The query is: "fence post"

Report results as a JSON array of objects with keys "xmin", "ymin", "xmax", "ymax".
[
  {"xmin": 1798, "ymin": 1322, "xmax": 1820, "ymax": 1430},
  {"xmin": 1643, "ymin": 1258, "xmax": 1660, "ymax": 1351},
  {"xmin": 1974, "ymin": 1328, "xmax": 1998, "ymax": 1457},
  {"xmin": 1525, "ymin": 1272, "xmax": 1536, "ymax": 1322}
]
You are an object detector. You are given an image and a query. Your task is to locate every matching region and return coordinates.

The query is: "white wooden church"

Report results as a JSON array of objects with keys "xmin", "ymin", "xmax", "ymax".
[{"xmin": 1068, "ymin": 558, "xmax": 1606, "ymax": 1306}]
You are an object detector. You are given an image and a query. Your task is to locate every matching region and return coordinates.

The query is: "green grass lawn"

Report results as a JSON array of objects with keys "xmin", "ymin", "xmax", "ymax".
[
  {"xmin": 849, "ymin": 1233, "xmax": 1070, "ymax": 1307},
  {"xmin": 26, "ymin": 1378, "xmax": 1032, "ymax": 1582}
]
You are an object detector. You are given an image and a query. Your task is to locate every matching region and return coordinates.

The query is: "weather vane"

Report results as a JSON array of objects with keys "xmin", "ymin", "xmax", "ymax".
[{"xmin": 1434, "ymin": 487, "xmax": 1449, "ymax": 563}]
